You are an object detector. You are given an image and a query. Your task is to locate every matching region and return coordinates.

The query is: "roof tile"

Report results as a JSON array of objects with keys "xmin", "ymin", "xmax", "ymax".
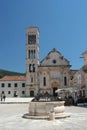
[{"xmin": 0, "ymin": 76, "xmax": 26, "ymax": 81}]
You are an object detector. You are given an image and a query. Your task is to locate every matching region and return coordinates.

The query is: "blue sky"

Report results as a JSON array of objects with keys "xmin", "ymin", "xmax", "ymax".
[{"xmin": 0, "ymin": 0, "xmax": 87, "ymax": 73}]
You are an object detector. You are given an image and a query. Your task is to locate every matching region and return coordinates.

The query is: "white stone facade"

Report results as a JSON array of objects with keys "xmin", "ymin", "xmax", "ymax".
[
  {"xmin": 0, "ymin": 76, "xmax": 26, "ymax": 97},
  {"xmin": 38, "ymin": 48, "xmax": 71, "ymax": 96}
]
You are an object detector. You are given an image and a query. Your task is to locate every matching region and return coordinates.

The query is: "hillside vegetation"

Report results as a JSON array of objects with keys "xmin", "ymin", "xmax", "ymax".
[{"xmin": 0, "ymin": 69, "xmax": 25, "ymax": 78}]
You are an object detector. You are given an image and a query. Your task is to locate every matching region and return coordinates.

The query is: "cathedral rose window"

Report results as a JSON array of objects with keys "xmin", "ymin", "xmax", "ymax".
[{"xmin": 52, "ymin": 59, "xmax": 56, "ymax": 64}]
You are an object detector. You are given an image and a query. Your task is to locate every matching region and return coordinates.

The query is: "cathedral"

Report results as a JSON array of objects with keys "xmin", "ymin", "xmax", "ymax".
[
  {"xmin": 25, "ymin": 26, "xmax": 87, "ymax": 97},
  {"xmin": 0, "ymin": 26, "xmax": 87, "ymax": 98}
]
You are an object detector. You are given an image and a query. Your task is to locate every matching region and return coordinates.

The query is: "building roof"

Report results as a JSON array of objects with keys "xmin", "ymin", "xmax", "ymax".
[{"xmin": 0, "ymin": 75, "xmax": 26, "ymax": 81}]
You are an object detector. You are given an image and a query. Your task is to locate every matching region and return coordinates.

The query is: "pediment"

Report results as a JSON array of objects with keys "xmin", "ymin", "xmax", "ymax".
[{"xmin": 40, "ymin": 48, "xmax": 70, "ymax": 66}]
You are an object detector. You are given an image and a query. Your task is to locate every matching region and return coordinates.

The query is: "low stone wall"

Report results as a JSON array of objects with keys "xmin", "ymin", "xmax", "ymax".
[{"xmin": 29, "ymin": 101, "xmax": 65, "ymax": 116}]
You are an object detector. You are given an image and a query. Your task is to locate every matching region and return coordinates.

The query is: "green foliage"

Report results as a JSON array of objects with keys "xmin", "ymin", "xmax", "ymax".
[{"xmin": 0, "ymin": 69, "xmax": 25, "ymax": 78}]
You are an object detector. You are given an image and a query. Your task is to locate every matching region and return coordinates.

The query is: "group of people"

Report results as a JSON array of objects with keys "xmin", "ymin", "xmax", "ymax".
[
  {"xmin": 0, "ymin": 94, "xmax": 6, "ymax": 102},
  {"xmin": 64, "ymin": 95, "xmax": 75, "ymax": 106},
  {"xmin": 64, "ymin": 95, "xmax": 87, "ymax": 106}
]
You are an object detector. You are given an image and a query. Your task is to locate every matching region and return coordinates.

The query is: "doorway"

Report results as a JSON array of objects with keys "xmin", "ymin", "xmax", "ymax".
[
  {"xmin": 14, "ymin": 91, "xmax": 17, "ymax": 97},
  {"xmin": 53, "ymin": 87, "xmax": 57, "ymax": 97},
  {"xmin": 51, "ymin": 81, "xmax": 59, "ymax": 97},
  {"xmin": 30, "ymin": 90, "xmax": 34, "ymax": 97}
]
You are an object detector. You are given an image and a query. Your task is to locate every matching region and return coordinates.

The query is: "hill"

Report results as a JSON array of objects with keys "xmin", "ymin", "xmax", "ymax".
[{"xmin": 0, "ymin": 69, "xmax": 25, "ymax": 78}]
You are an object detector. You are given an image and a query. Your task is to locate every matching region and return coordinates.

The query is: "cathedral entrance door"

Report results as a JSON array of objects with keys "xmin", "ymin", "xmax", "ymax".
[
  {"xmin": 51, "ymin": 81, "xmax": 59, "ymax": 97},
  {"xmin": 53, "ymin": 87, "xmax": 57, "ymax": 97}
]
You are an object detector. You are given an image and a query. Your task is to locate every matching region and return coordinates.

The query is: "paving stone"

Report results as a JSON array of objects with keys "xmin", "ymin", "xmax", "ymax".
[{"xmin": 0, "ymin": 99, "xmax": 87, "ymax": 130}]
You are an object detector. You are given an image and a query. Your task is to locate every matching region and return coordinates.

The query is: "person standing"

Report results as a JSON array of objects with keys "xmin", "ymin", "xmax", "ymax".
[
  {"xmin": 74, "ymin": 95, "xmax": 78, "ymax": 106},
  {"xmin": 3, "ymin": 94, "xmax": 6, "ymax": 101},
  {"xmin": 1, "ymin": 94, "xmax": 2, "ymax": 102}
]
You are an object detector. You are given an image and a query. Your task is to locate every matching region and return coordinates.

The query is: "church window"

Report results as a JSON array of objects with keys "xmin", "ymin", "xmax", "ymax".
[
  {"xmin": 64, "ymin": 76, "xmax": 67, "ymax": 86},
  {"xmin": 52, "ymin": 59, "xmax": 56, "ymax": 64},
  {"xmin": 34, "ymin": 50, "xmax": 35, "ymax": 58},
  {"xmin": 83, "ymin": 90, "xmax": 85, "ymax": 97},
  {"xmin": 33, "ymin": 64, "xmax": 35, "ymax": 72},
  {"xmin": 31, "ymin": 50, "xmax": 33, "ymax": 58},
  {"xmin": 28, "ymin": 50, "xmax": 30, "ymax": 58},
  {"xmin": 29, "ymin": 64, "xmax": 33, "ymax": 72},
  {"xmin": 29, "ymin": 64, "xmax": 35, "ymax": 72},
  {"xmin": 28, "ymin": 35, "xmax": 36, "ymax": 44},
  {"xmin": 43, "ymin": 77, "xmax": 46, "ymax": 86},
  {"xmin": 31, "ymin": 77, "xmax": 33, "ymax": 82},
  {"xmin": 29, "ymin": 50, "xmax": 36, "ymax": 59},
  {"xmin": 70, "ymin": 76, "xmax": 73, "ymax": 80}
]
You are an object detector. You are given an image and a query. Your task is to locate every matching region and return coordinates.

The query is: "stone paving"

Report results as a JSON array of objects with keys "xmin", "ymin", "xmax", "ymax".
[
  {"xmin": 0, "ymin": 98, "xmax": 87, "ymax": 130},
  {"xmin": 0, "ymin": 97, "xmax": 33, "ymax": 103}
]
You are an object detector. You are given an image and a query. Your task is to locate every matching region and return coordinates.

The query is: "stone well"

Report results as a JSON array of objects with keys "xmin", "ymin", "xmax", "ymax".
[{"xmin": 29, "ymin": 101, "xmax": 65, "ymax": 116}]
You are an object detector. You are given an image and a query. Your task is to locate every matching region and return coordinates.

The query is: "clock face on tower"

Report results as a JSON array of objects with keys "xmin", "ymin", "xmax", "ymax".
[{"xmin": 28, "ymin": 35, "xmax": 36, "ymax": 44}]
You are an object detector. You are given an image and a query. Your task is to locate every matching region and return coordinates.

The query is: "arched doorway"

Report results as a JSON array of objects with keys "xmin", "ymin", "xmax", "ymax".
[
  {"xmin": 53, "ymin": 87, "xmax": 57, "ymax": 96},
  {"xmin": 51, "ymin": 81, "xmax": 59, "ymax": 96}
]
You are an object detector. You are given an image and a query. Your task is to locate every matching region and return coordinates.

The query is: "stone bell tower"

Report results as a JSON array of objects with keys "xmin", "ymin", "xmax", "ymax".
[{"xmin": 26, "ymin": 27, "xmax": 39, "ymax": 97}]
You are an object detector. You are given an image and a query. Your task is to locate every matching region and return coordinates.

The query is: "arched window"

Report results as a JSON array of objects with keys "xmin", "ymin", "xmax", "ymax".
[
  {"xmin": 43, "ymin": 77, "xmax": 46, "ymax": 86},
  {"xmin": 31, "ymin": 77, "xmax": 33, "ymax": 82},
  {"xmin": 83, "ymin": 90, "xmax": 85, "ymax": 97},
  {"xmin": 28, "ymin": 50, "xmax": 30, "ymax": 58},
  {"xmin": 64, "ymin": 76, "xmax": 67, "ymax": 86},
  {"xmin": 29, "ymin": 50, "xmax": 36, "ymax": 59},
  {"xmin": 34, "ymin": 50, "xmax": 35, "ymax": 58},
  {"xmin": 29, "ymin": 64, "xmax": 33, "ymax": 72},
  {"xmin": 31, "ymin": 50, "xmax": 33, "ymax": 58},
  {"xmin": 29, "ymin": 64, "xmax": 35, "ymax": 72},
  {"xmin": 32, "ymin": 64, "xmax": 35, "ymax": 72}
]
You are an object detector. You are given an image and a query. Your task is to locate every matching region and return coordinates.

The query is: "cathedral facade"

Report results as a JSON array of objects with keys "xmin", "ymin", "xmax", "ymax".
[{"xmin": 25, "ymin": 27, "xmax": 81, "ymax": 97}]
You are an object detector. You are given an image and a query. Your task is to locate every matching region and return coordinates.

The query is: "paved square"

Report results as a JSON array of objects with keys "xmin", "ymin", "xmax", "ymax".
[{"xmin": 0, "ymin": 102, "xmax": 87, "ymax": 130}]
